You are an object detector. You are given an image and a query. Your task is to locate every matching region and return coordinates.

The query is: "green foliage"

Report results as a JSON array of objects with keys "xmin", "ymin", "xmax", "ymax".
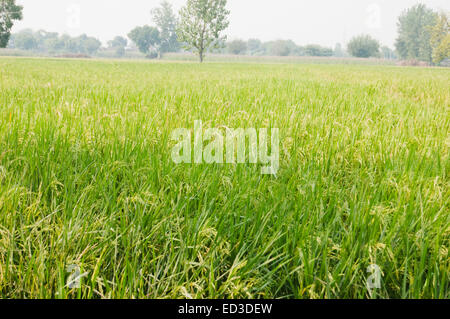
[
  {"xmin": 266, "ymin": 40, "xmax": 295, "ymax": 56},
  {"xmin": 429, "ymin": 12, "xmax": 450, "ymax": 64},
  {"xmin": 151, "ymin": 1, "xmax": 179, "ymax": 54},
  {"xmin": 247, "ymin": 38, "xmax": 263, "ymax": 55},
  {"xmin": 77, "ymin": 34, "xmax": 102, "ymax": 55},
  {"xmin": 128, "ymin": 25, "xmax": 160, "ymax": 57},
  {"xmin": 10, "ymin": 29, "xmax": 37, "ymax": 50},
  {"xmin": 178, "ymin": 0, "xmax": 230, "ymax": 62},
  {"xmin": 395, "ymin": 4, "xmax": 437, "ymax": 62},
  {"xmin": 381, "ymin": 46, "xmax": 396, "ymax": 60},
  {"xmin": 227, "ymin": 39, "xmax": 247, "ymax": 55},
  {"xmin": 8, "ymin": 29, "xmax": 102, "ymax": 55},
  {"xmin": 347, "ymin": 34, "xmax": 380, "ymax": 58},
  {"xmin": 0, "ymin": 0, "xmax": 23, "ymax": 48},
  {"xmin": 0, "ymin": 58, "xmax": 448, "ymax": 298},
  {"xmin": 108, "ymin": 36, "xmax": 128, "ymax": 57},
  {"xmin": 304, "ymin": 44, "xmax": 333, "ymax": 57},
  {"xmin": 250, "ymin": 41, "xmax": 333, "ymax": 57}
]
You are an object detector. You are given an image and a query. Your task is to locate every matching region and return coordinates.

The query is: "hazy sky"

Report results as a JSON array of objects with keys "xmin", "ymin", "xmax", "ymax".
[{"xmin": 13, "ymin": 0, "xmax": 450, "ymax": 48}]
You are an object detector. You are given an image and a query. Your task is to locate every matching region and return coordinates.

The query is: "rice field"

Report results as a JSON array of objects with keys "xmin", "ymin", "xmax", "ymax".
[{"xmin": 0, "ymin": 57, "xmax": 448, "ymax": 299}]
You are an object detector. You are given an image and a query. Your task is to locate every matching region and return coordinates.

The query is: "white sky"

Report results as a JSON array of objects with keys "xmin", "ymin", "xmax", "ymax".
[{"xmin": 13, "ymin": 0, "xmax": 450, "ymax": 48}]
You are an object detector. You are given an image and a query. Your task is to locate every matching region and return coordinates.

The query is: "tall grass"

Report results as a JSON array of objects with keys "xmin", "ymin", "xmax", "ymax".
[{"xmin": 0, "ymin": 58, "xmax": 448, "ymax": 298}]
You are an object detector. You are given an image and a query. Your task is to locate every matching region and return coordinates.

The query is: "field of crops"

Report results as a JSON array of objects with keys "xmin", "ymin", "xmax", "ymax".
[{"xmin": 0, "ymin": 57, "xmax": 448, "ymax": 298}]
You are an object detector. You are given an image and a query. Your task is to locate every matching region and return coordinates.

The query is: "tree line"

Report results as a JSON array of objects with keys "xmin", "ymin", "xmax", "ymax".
[
  {"xmin": 1, "ymin": 0, "xmax": 449, "ymax": 64},
  {"xmin": 7, "ymin": 29, "xmax": 102, "ymax": 56}
]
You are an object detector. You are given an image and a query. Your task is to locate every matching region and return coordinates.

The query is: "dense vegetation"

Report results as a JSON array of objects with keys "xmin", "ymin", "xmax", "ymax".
[{"xmin": 0, "ymin": 58, "xmax": 448, "ymax": 298}]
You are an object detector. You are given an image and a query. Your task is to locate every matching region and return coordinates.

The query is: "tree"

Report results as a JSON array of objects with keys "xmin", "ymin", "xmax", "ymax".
[
  {"xmin": 7, "ymin": 29, "xmax": 103, "ymax": 55},
  {"xmin": 429, "ymin": 12, "xmax": 450, "ymax": 65},
  {"xmin": 347, "ymin": 34, "xmax": 380, "ymax": 58},
  {"xmin": 82, "ymin": 36, "xmax": 102, "ymax": 55},
  {"xmin": 381, "ymin": 46, "xmax": 396, "ymax": 60},
  {"xmin": 227, "ymin": 39, "xmax": 247, "ymax": 55},
  {"xmin": 46, "ymin": 37, "xmax": 65, "ymax": 53},
  {"xmin": 178, "ymin": 0, "xmax": 230, "ymax": 62},
  {"xmin": 36, "ymin": 30, "xmax": 59, "ymax": 52},
  {"xmin": 151, "ymin": 1, "xmax": 179, "ymax": 54},
  {"xmin": 395, "ymin": 4, "xmax": 437, "ymax": 62},
  {"xmin": 334, "ymin": 43, "xmax": 344, "ymax": 57},
  {"xmin": 0, "ymin": 0, "xmax": 23, "ymax": 48},
  {"xmin": 128, "ymin": 25, "xmax": 160, "ymax": 57},
  {"xmin": 108, "ymin": 36, "xmax": 128, "ymax": 57},
  {"xmin": 305, "ymin": 44, "xmax": 333, "ymax": 57},
  {"xmin": 247, "ymin": 38, "xmax": 262, "ymax": 55},
  {"xmin": 13, "ymin": 30, "xmax": 37, "ymax": 50},
  {"xmin": 265, "ymin": 40, "xmax": 298, "ymax": 56}
]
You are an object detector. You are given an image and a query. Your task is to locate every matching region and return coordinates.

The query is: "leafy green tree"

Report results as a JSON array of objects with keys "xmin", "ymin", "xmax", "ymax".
[
  {"xmin": 108, "ymin": 36, "xmax": 128, "ymax": 57},
  {"xmin": 151, "ymin": 1, "xmax": 179, "ymax": 54},
  {"xmin": 395, "ymin": 4, "xmax": 437, "ymax": 62},
  {"xmin": 347, "ymin": 34, "xmax": 380, "ymax": 58},
  {"xmin": 178, "ymin": 0, "xmax": 230, "ymax": 62},
  {"xmin": 227, "ymin": 39, "xmax": 247, "ymax": 55},
  {"xmin": 128, "ymin": 25, "xmax": 160, "ymax": 57},
  {"xmin": 429, "ymin": 12, "xmax": 450, "ymax": 64},
  {"xmin": 0, "ymin": 0, "xmax": 23, "ymax": 48}
]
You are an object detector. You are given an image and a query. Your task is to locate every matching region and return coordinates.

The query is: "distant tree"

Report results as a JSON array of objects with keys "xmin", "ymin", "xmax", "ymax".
[
  {"xmin": 46, "ymin": 38, "xmax": 62, "ymax": 52},
  {"xmin": 7, "ymin": 29, "xmax": 103, "ymax": 55},
  {"xmin": 0, "ymin": 0, "xmax": 23, "ymax": 48},
  {"xmin": 227, "ymin": 39, "xmax": 247, "ymax": 55},
  {"xmin": 151, "ymin": 1, "xmax": 179, "ymax": 54},
  {"xmin": 429, "ymin": 12, "xmax": 450, "ymax": 64},
  {"xmin": 292, "ymin": 45, "xmax": 306, "ymax": 56},
  {"xmin": 247, "ymin": 38, "xmax": 262, "ymax": 55},
  {"xmin": 395, "ymin": 4, "xmax": 436, "ymax": 62},
  {"xmin": 178, "ymin": 0, "xmax": 230, "ymax": 62},
  {"xmin": 284, "ymin": 40, "xmax": 301, "ymax": 56},
  {"xmin": 128, "ymin": 25, "xmax": 161, "ymax": 57},
  {"xmin": 266, "ymin": 40, "xmax": 298, "ymax": 56},
  {"xmin": 82, "ymin": 36, "xmax": 102, "ymax": 55},
  {"xmin": 108, "ymin": 36, "xmax": 128, "ymax": 57},
  {"xmin": 381, "ymin": 46, "xmax": 396, "ymax": 59},
  {"xmin": 305, "ymin": 44, "xmax": 333, "ymax": 57},
  {"xmin": 267, "ymin": 41, "xmax": 288, "ymax": 56},
  {"xmin": 67, "ymin": 34, "xmax": 102, "ymax": 55},
  {"xmin": 13, "ymin": 30, "xmax": 37, "ymax": 50},
  {"xmin": 333, "ymin": 43, "xmax": 344, "ymax": 57},
  {"xmin": 59, "ymin": 34, "xmax": 77, "ymax": 53},
  {"xmin": 36, "ymin": 30, "xmax": 59, "ymax": 52},
  {"xmin": 347, "ymin": 34, "xmax": 380, "ymax": 58},
  {"xmin": 305, "ymin": 45, "xmax": 320, "ymax": 56}
]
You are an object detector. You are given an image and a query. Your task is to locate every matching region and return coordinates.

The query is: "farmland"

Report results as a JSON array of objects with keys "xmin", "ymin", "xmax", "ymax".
[{"xmin": 0, "ymin": 57, "xmax": 448, "ymax": 298}]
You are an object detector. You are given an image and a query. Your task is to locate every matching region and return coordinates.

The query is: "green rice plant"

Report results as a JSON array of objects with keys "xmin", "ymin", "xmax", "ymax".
[{"xmin": 0, "ymin": 57, "xmax": 448, "ymax": 298}]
